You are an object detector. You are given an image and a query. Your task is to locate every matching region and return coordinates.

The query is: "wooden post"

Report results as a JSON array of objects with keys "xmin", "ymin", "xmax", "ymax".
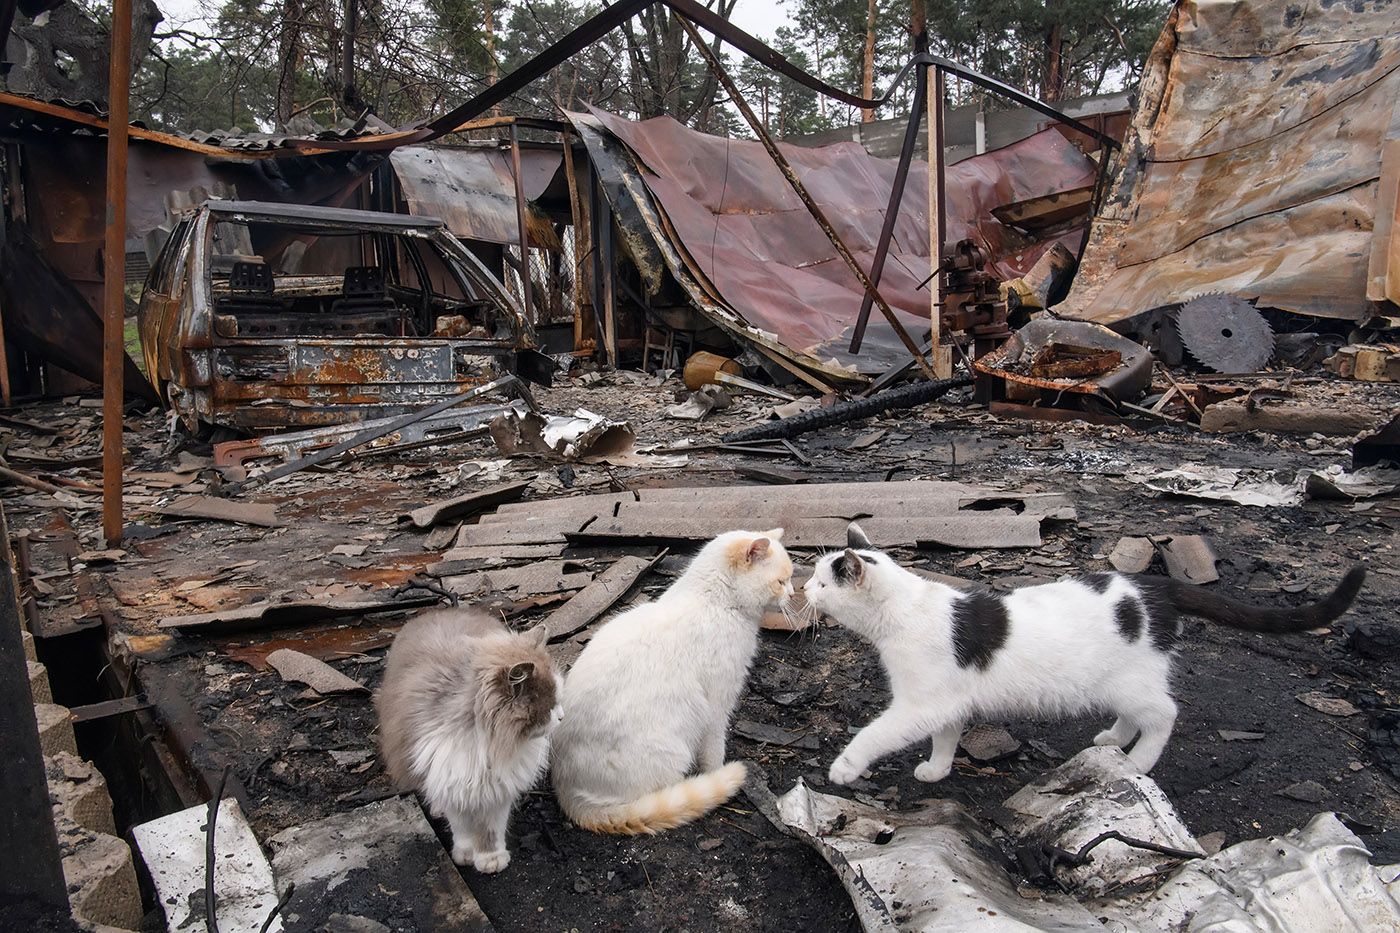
[
  {"xmin": 103, "ymin": 0, "xmax": 133, "ymax": 545},
  {"xmin": 598, "ymin": 193, "xmax": 618, "ymax": 368},
  {"xmin": 927, "ymin": 65, "xmax": 953, "ymax": 377},
  {"xmin": 0, "ymin": 294, "xmax": 12, "ymax": 407},
  {"xmin": 509, "ymin": 124, "xmax": 534, "ymax": 327},
  {"xmin": 561, "ymin": 135, "xmax": 596, "ymax": 354}
]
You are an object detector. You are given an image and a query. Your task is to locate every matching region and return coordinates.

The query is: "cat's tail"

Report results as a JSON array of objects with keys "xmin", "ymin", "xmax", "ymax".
[
  {"xmin": 563, "ymin": 762, "xmax": 747, "ymax": 835},
  {"xmin": 1162, "ymin": 565, "xmax": 1366, "ymax": 632}
]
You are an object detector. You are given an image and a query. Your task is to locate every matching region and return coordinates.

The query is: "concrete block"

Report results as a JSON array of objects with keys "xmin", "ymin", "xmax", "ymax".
[
  {"xmin": 132, "ymin": 798, "xmax": 283, "ymax": 933},
  {"xmin": 59, "ymin": 828, "xmax": 143, "ymax": 931},
  {"xmin": 28, "ymin": 659, "xmax": 52, "ymax": 704},
  {"xmin": 34, "ymin": 702, "xmax": 77, "ymax": 756},
  {"xmin": 22, "ymin": 627, "xmax": 36, "ymax": 661},
  {"xmin": 45, "ymin": 749, "xmax": 140, "ymax": 931},
  {"xmin": 46, "ymin": 751, "xmax": 117, "ymax": 837}
]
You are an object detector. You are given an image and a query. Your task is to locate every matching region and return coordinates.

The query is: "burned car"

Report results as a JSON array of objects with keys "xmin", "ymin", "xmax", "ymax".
[{"xmin": 138, "ymin": 200, "xmax": 536, "ymax": 432}]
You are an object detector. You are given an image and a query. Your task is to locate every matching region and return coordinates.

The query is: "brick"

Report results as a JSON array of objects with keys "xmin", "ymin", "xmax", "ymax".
[
  {"xmin": 28, "ymin": 659, "xmax": 52, "ymax": 704},
  {"xmin": 22, "ymin": 627, "xmax": 36, "ymax": 661},
  {"xmin": 34, "ymin": 702, "xmax": 77, "ymax": 756}
]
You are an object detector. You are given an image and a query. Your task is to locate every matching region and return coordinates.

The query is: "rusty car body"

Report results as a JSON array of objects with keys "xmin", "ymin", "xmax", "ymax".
[{"xmin": 138, "ymin": 200, "xmax": 534, "ymax": 432}]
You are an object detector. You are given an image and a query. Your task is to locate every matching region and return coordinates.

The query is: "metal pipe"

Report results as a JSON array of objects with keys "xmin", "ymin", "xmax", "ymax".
[
  {"xmin": 931, "ymin": 66, "xmax": 947, "ymax": 366},
  {"xmin": 0, "ymin": 503, "xmax": 69, "ymax": 911},
  {"xmin": 849, "ymin": 64, "xmax": 927, "ymax": 353},
  {"xmin": 508, "ymin": 124, "xmax": 535, "ymax": 327},
  {"xmin": 677, "ymin": 13, "xmax": 935, "ymax": 380},
  {"xmin": 102, "ymin": 0, "xmax": 133, "ymax": 546}
]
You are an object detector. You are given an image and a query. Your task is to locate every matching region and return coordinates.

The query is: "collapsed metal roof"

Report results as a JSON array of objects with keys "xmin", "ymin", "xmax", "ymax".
[
  {"xmin": 572, "ymin": 105, "xmax": 1098, "ymax": 377},
  {"xmin": 389, "ymin": 145, "xmax": 563, "ymax": 248},
  {"xmin": 1060, "ymin": 0, "xmax": 1400, "ymax": 323}
]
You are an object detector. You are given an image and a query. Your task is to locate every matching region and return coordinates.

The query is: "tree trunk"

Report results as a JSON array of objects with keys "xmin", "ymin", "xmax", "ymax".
[
  {"xmin": 1043, "ymin": 20, "xmax": 1064, "ymax": 102},
  {"xmin": 484, "ymin": 0, "xmax": 498, "ymax": 115},
  {"xmin": 340, "ymin": 0, "xmax": 358, "ymax": 111},
  {"xmin": 910, "ymin": 0, "xmax": 927, "ymax": 54},
  {"xmin": 276, "ymin": 0, "xmax": 304, "ymax": 130},
  {"xmin": 861, "ymin": 0, "xmax": 878, "ymax": 122}
]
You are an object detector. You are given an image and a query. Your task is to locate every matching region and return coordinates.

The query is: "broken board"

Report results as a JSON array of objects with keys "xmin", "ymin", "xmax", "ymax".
[
  {"xmin": 401, "ymin": 480, "xmax": 532, "ymax": 529},
  {"xmin": 457, "ymin": 481, "xmax": 1070, "ymax": 550},
  {"xmin": 541, "ymin": 554, "xmax": 658, "ymax": 641}
]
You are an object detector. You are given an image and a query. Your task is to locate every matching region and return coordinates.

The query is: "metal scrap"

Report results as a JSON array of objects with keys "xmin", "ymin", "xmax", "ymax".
[
  {"xmin": 973, "ymin": 317, "xmax": 1153, "ymax": 402},
  {"xmin": 214, "ymin": 402, "xmax": 528, "ymax": 474}
]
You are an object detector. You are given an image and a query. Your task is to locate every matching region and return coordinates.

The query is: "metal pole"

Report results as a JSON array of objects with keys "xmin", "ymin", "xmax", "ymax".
[
  {"xmin": 0, "ymin": 502, "xmax": 69, "ymax": 911},
  {"xmin": 928, "ymin": 64, "xmax": 951, "ymax": 377},
  {"xmin": 102, "ymin": 0, "xmax": 133, "ymax": 546},
  {"xmin": 849, "ymin": 64, "xmax": 926, "ymax": 354},
  {"xmin": 677, "ymin": 13, "xmax": 935, "ymax": 381},
  {"xmin": 508, "ymin": 124, "xmax": 535, "ymax": 327}
]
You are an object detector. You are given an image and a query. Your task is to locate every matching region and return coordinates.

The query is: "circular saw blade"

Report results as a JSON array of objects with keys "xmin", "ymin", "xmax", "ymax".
[{"xmin": 1174, "ymin": 294, "xmax": 1275, "ymax": 374}]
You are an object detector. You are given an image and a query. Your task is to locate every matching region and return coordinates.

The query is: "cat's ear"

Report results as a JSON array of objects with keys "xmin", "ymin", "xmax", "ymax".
[
  {"xmin": 528, "ymin": 625, "xmax": 549, "ymax": 649},
  {"xmin": 763, "ymin": 527, "xmax": 784, "ymax": 541},
  {"xmin": 747, "ymin": 536, "xmax": 772, "ymax": 563},
  {"xmin": 847, "ymin": 523, "xmax": 872, "ymax": 550},
  {"xmin": 507, "ymin": 661, "xmax": 535, "ymax": 696},
  {"xmin": 838, "ymin": 548, "xmax": 866, "ymax": 585}
]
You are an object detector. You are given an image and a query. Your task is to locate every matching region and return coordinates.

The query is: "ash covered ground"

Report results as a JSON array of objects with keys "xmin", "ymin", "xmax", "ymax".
[{"xmin": 16, "ymin": 369, "xmax": 1399, "ymax": 931}]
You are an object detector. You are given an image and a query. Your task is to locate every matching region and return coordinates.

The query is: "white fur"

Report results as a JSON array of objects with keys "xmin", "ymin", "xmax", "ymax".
[
  {"xmin": 550, "ymin": 529, "xmax": 793, "ymax": 831},
  {"xmin": 413, "ymin": 702, "xmax": 561, "ymax": 871},
  {"xmin": 376, "ymin": 613, "xmax": 561, "ymax": 873},
  {"xmin": 804, "ymin": 543, "xmax": 1178, "ymax": 786}
]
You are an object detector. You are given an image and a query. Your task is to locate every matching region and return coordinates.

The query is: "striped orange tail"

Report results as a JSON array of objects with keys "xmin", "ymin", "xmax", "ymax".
[{"xmin": 566, "ymin": 762, "xmax": 747, "ymax": 835}]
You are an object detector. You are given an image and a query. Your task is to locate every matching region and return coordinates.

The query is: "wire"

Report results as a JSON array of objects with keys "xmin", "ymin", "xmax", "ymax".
[{"xmin": 204, "ymin": 764, "xmax": 232, "ymax": 933}]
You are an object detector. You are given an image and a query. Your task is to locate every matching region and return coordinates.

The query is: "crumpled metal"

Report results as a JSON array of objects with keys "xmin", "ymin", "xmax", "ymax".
[
  {"xmin": 574, "ymin": 105, "xmax": 1098, "ymax": 376},
  {"xmin": 1060, "ymin": 0, "xmax": 1400, "ymax": 323}
]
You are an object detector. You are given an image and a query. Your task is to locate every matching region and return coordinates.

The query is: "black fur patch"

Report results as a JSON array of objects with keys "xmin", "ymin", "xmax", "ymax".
[
  {"xmin": 833, "ymin": 551, "xmax": 863, "ymax": 584},
  {"xmin": 949, "ymin": 591, "xmax": 1010, "ymax": 670},
  {"xmin": 1080, "ymin": 573, "xmax": 1116, "ymax": 595},
  {"xmin": 1113, "ymin": 597, "xmax": 1146, "ymax": 641},
  {"xmin": 1131, "ymin": 576, "xmax": 1182, "ymax": 650}
]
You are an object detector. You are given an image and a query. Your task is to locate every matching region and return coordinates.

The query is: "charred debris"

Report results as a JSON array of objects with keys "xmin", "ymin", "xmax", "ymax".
[{"xmin": 2, "ymin": 0, "xmax": 1400, "ymax": 931}]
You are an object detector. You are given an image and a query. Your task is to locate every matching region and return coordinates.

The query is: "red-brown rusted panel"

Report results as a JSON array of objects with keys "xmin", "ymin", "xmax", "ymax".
[{"xmin": 580, "ymin": 106, "xmax": 1097, "ymax": 374}]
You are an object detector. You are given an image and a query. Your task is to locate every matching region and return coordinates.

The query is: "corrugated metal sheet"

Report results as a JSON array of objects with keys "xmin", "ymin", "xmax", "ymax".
[
  {"xmin": 389, "ymin": 146, "xmax": 563, "ymax": 248},
  {"xmin": 575, "ymin": 105, "xmax": 1097, "ymax": 376},
  {"xmin": 1060, "ymin": 0, "xmax": 1400, "ymax": 323}
]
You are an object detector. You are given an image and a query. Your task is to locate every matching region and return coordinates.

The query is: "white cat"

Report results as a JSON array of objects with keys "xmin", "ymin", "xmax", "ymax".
[
  {"xmin": 804, "ymin": 523, "xmax": 1365, "ymax": 786},
  {"xmin": 376, "ymin": 608, "xmax": 562, "ymax": 873},
  {"xmin": 550, "ymin": 529, "xmax": 794, "ymax": 834}
]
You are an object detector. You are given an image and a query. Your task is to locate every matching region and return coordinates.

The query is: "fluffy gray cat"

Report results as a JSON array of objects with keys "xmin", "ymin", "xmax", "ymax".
[{"xmin": 376, "ymin": 608, "xmax": 561, "ymax": 873}]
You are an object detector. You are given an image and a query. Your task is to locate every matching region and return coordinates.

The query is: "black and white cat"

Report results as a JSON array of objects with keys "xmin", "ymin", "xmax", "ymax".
[{"xmin": 804, "ymin": 523, "xmax": 1366, "ymax": 786}]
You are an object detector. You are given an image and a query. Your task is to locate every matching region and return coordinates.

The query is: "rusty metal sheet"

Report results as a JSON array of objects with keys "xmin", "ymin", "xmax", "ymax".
[
  {"xmin": 389, "ymin": 146, "xmax": 563, "ymax": 248},
  {"xmin": 973, "ymin": 318, "xmax": 1152, "ymax": 399},
  {"xmin": 573, "ymin": 106, "xmax": 1097, "ymax": 375},
  {"xmin": 1060, "ymin": 0, "xmax": 1400, "ymax": 324}
]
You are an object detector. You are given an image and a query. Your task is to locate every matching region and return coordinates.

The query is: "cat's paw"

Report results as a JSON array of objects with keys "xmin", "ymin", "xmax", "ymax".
[
  {"xmin": 913, "ymin": 760, "xmax": 951, "ymax": 783},
  {"xmin": 828, "ymin": 756, "xmax": 863, "ymax": 785},
  {"xmin": 473, "ymin": 849, "xmax": 511, "ymax": 874},
  {"xmin": 1093, "ymin": 729, "xmax": 1123, "ymax": 747},
  {"xmin": 450, "ymin": 841, "xmax": 474, "ymax": 867}
]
